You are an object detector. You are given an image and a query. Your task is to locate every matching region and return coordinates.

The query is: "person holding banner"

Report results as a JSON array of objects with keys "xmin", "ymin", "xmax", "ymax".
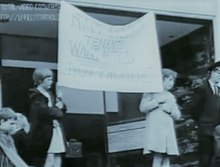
[
  {"xmin": 28, "ymin": 68, "xmax": 66, "ymax": 167},
  {"xmin": 139, "ymin": 68, "xmax": 181, "ymax": 167}
]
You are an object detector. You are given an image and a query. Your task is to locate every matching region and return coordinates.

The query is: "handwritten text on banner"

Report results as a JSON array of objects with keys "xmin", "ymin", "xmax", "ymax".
[{"xmin": 58, "ymin": 1, "xmax": 163, "ymax": 92}]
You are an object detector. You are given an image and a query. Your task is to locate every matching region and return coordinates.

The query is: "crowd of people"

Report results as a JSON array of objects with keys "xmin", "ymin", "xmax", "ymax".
[{"xmin": 1, "ymin": 62, "xmax": 220, "ymax": 167}]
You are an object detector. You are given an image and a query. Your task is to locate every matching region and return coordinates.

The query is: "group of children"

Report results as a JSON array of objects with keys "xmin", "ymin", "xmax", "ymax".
[{"xmin": 0, "ymin": 107, "xmax": 30, "ymax": 167}]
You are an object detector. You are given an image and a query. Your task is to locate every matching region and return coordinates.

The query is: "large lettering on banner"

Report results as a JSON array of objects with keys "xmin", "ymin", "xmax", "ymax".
[{"xmin": 58, "ymin": 1, "xmax": 163, "ymax": 92}]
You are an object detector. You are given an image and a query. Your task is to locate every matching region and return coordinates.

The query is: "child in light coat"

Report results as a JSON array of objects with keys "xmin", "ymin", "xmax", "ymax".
[{"xmin": 139, "ymin": 68, "xmax": 181, "ymax": 167}]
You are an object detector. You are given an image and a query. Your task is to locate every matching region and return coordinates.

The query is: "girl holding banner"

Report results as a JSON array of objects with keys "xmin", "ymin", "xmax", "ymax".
[
  {"xmin": 28, "ymin": 68, "xmax": 66, "ymax": 167},
  {"xmin": 139, "ymin": 68, "xmax": 181, "ymax": 167}
]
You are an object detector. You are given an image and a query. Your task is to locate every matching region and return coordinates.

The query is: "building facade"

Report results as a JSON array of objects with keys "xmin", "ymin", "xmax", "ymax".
[{"xmin": 0, "ymin": 0, "xmax": 219, "ymax": 167}]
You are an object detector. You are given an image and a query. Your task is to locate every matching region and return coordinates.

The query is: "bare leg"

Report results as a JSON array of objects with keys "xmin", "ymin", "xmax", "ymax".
[
  {"xmin": 161, "ymin": 155, "xmax": 170, "ymax": 167},
  {"xmin": 152, "ymin": 153, "xmax": 163, "ymax": 167},
  {"xmin": 44, "ymin": 153, "xmax": 54, "ymax": 167},
  {"xmin": 54, "ymin": 153, "xmax": 62, "ymax": 167}
]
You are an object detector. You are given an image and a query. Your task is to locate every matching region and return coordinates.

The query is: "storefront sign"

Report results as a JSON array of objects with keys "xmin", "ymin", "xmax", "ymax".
[{"xmin": 58, "ymin": 1, "xmax": 163, "ymax": 92}]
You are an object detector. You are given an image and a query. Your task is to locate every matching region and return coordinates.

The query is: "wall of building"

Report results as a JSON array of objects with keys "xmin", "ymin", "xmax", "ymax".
[
  {"xmin": 22, "ymin": 0, "xmax": 220, "ymax": 61},
  {"xmin": 25, "ymin": 0, "xmax": 216, "ymax": 18}
]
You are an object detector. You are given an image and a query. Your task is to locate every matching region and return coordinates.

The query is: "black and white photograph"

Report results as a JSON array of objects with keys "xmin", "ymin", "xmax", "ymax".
[{"xmin": 0, "ymin": 0, "xmax": 219, "ymax": 167}]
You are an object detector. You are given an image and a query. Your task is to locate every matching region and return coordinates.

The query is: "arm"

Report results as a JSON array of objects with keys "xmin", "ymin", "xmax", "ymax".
[
  {"xmin": 55, "ymin": 97, "xmax": 67, "ymax": 113},
  {"xmin": 139, "ymin": 93, "xmax": 159, "ymax": 114},
  {"xmin": 170, "ymin": 104, "xmax": 181, "ymax": 120},
  {"xmin": 168, "ymin": 97, "xmax": 181, "ymax": 120},
  {"xmin": 30, "ymin": 95, "xmax": 63, "ymax": 120},
  {"xmin": 159, "ymin": 93, "xmax": 181, "ymax": 120},
  {"xmin": 189, "ymin": 86, "xmax": 205, "ymax": 121},
  {"xmin": 0, "ymin": 147, "xmax": 14, "ymax": 166}
]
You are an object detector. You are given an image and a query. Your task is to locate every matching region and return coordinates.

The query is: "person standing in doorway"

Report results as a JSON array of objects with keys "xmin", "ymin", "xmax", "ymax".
[
  {"xmin": 28, "ymin": 68, "xmax": 66, "ymax": 167},
  {"xmin": 139, "ymin": 68, "xmax": 181, "ymax": 167},
  {"xmin": 191, "ymin": 61, "xmax": 220, "ymax": 167}
]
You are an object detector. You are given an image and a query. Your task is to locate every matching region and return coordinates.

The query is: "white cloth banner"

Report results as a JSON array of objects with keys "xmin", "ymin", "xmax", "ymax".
[{"xmin": 58, "ymin": 1, "xmax": 163, "ymax": 92}]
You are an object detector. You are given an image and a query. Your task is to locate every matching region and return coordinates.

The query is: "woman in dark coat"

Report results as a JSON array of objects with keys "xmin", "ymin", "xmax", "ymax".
[{"xmin": 28, "ymin": 68, "xmax": 66, "ymax": 167}]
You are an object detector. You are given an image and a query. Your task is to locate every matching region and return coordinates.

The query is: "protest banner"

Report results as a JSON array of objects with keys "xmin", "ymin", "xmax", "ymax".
[{"xmin": 58, "ymin": 1, "xmax": 163, "ymax": 92}]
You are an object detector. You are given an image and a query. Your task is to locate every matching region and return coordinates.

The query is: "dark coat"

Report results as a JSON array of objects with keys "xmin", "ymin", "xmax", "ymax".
[
  {"xmin": 191, "ymin": 81, "xmax": 220, "ymax": 136},
  {"xmin": 12, "ymin": 129, "xmax": 30, "ymax": 164},
  {"xmin": 28, "ymin": 88, "xmax": 66, "ymax": 166}
]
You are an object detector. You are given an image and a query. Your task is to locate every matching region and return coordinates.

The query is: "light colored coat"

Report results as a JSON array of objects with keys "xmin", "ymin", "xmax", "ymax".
[
  {"xmin": 139, "ymin": 91, "xmax": 181, "ymax": 155},
  {"xmin": 0, "ymin": 132, "xmax": 29, "ymax": 167}
]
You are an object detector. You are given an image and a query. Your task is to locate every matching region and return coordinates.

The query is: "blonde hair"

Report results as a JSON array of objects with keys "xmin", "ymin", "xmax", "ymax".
[
  {"xmin": 15, "ymin": 113, "xmax": 30, "ymax": 134},
  {"xmin": 32, "ymin": 68, "xmax": 53, "ymax": 86},
  {"xmin": 162, "ymin": 68, "xmax": 178, "ymax": 80},
  {"xmin": 0, "ymin": 107, "xmax": 16, "ymax": 121}
]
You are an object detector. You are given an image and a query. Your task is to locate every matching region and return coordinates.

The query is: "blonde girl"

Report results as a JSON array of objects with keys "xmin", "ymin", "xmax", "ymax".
[{"xmin": 139, "ymin": 68, "xmax": 181, "ymax": 167}]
